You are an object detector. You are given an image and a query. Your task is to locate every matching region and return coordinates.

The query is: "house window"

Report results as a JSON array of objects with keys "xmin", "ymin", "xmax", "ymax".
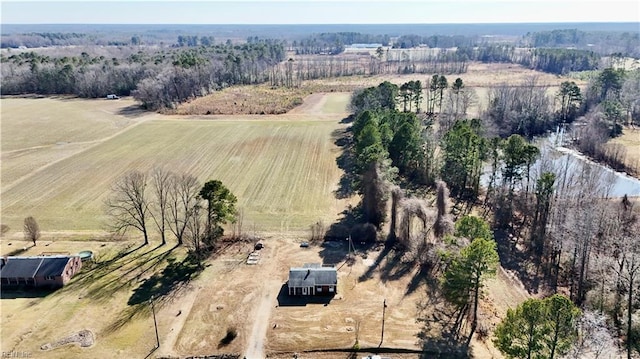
[
  {"xmin": 44, "ymin": 275, "xmax": 55, "ymax": 281},
  {"xmin": 316, "ymin": 287, "xmax": 322, "ymax": 292}
]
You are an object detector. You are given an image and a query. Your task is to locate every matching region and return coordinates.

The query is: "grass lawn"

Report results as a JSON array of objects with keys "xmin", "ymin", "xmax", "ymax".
[{"xmin": 1, "ymin": 239, "xmax": 185, "ymax": 359}]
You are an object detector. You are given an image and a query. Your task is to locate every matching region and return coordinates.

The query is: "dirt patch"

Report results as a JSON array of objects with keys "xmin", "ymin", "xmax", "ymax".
[
  {"xmin": 41, "ymin": 329, "xmax": 95, "ymax": 350},
  {"xmin": 244, "ymin": 279, "xmax": 281, "ymax": 358}
]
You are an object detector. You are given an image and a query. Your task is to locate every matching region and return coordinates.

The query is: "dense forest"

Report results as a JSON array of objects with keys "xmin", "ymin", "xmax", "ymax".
[
  {"xmin": 341, "ymin": 71, "xmax": 640, "ymax": 357},
  {"xmin": 1, "ymin": 40, "xmax": 286, "ymax": 109},
  {"xmin": 522, "ymin": 28, "xmax": 640, "ymax": 57}
]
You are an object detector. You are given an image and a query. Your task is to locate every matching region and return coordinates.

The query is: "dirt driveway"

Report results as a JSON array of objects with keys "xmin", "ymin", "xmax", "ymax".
[{"xmin": 244, "ymin": 241, "xmax": 283, "ymax": 359}]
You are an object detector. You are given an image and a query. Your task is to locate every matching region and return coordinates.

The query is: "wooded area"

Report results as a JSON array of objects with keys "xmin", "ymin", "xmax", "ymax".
[
  {"xmin": 341, "ymin": 69, "xmax": 639, "ymax": 357},
  {"xmin": 2, "ymin": 26, "xmax": 638, "ymax": 111}
]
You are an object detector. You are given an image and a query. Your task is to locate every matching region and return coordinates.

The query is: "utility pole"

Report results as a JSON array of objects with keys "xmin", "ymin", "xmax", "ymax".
[
  {"xmin": 347, "ymin": 235, "xmax": 356, "ymax": 258},
  {"xmin": 379, "ymin": 299, "xmax": 387, "ymax": 347},
  {"xmin": 150, "ymin": 295, "xmax": 160, "ymax": 349}
]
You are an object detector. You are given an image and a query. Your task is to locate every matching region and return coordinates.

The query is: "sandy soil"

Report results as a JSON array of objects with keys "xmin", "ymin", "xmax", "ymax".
[
  {"xmin": 244, "ymin": 279, "xmax": 280, "ymax": 358},
  {"xmin": 0, "ymin": 232, "xmax": 530, "ymax": 359}
]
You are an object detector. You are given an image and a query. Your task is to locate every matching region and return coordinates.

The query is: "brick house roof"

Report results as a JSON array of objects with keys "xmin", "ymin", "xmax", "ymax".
[{"xmin": 0, "ymin": 256, "xmax": 75, "ymax": 279}]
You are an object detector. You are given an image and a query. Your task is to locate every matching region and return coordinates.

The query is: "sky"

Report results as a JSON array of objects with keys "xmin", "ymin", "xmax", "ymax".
[{"xmin": 1, "ymin": 0, "xmax": 639, "ymax": 24}]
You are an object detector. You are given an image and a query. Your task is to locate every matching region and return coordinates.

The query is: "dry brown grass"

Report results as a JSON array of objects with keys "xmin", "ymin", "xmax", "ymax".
[
  {"xmin": 0, "ymin": 232, "xmax": 527, "ymax": 359},
  {"xmin": 608, "ymin": 126, "xmax": 640, "ymax": 177},
  {"xmin": 172, "ymin": 62, "xmax": 586, "ymax": 118},
  {"xmin": 173, "ymin": 82, "xmax": 358, "ymax": 116},
  {"xmin": 0, "ymin": 239, "xmax": 166, "ymax": 359},
  {"xmin": 172, "ymin": 85, "xmax": 308, "ymax": 115}
]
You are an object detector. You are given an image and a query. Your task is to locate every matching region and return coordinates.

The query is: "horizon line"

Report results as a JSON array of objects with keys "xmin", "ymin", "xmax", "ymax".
[{"xmin": 4, "ymin": 21, "xmax": 639, "ymax": 25}]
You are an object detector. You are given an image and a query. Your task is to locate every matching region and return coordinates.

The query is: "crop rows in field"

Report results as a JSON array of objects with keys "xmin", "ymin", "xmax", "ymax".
[{"xmin": 1, "ymin": 118, "xmax": 347, "ymax": 232}]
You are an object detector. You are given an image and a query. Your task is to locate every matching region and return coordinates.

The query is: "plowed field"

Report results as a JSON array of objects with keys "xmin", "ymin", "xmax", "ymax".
[{"xmin": 1, "ymin": 93, "xmax": 352, "ymax": 234}]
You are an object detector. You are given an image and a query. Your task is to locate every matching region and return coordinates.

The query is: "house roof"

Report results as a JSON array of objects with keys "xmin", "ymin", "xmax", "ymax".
[
  {"xmin": 35, "ymin": 257, "xmax": 71, "ymax": 277},
  {"xmin": 0, "ymin": 256, "xmax": 74, "ymax": 279},
  {"xmin": 0, "ymin": 257, "xmax": 43, "ymax": 278},
  {"xmin": 288, "ymin": 266, "xmax": 337, "ymax": 288}
]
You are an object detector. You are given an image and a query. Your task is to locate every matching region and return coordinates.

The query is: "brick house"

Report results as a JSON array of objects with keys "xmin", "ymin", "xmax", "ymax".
[{"xmin": 0, "ymin": 256, "xmax": 82, "ymax": 289}]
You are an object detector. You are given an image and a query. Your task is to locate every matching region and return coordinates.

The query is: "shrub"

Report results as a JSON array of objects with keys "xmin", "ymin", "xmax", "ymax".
[{"xmin": 219, "ymin": 327, "xmax": 237, "ymax": 347}]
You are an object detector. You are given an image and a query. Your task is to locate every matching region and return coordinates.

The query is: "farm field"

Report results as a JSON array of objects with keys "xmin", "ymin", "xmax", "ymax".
[
  {"xmin": 1, "ymin": 93, "xmax": 353, "ymax": 235},
  {"xmin": 300, "ymin": 62, "xmax": 581, "ymax": 90},
  {"xmin": 1, "ymin": 96, "xmax": 155, "ymax": 189}
]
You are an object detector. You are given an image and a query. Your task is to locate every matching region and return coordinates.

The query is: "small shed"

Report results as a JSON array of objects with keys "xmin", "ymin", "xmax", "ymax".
[
  {"xmin": 0, "ymin": 255, "xmax": 82, "ymax": 289},
  {"xmin": 288, "ymin": 263, "xmax": 337, "ymax": 296}
]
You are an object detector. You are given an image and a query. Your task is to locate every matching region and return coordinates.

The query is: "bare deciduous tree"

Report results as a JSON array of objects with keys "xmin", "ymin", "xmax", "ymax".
[
  {"xmin": 398, "ymin": 197, "xmax": 431, "ymax": 251},
  {"xmin": 185, "ymin": 203, "xmax": 204, "ymax": 261},
  {"xmin": 106, "ymin": 171, "xmax": 150, "ymax": 245},
  {"xmin": 568, "ymin": 310, "xmax": 620, "ymax": 359},
  {"xmin": 150, "ymin": 167, "xmax": 171, "ymax": 246},
  {"xmin": 23, "ymin": 216, "xmax": 40, "ymax": 246},
  {"xmin": 309, "ymin": 220, "xmax": 326, "ymax": 242},
  {"xmin": 167, "ymin": 173, "xmax": 201, "ymax": 246},
  {"xmin": 610, "ymin": 197, "xmax": 640, "ymax": 359}
]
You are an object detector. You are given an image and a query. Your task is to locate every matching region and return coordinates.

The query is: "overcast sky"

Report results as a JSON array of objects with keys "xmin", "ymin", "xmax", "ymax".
[{"xmin": 2, "ymin": 0, "xmax": 639, "ymax": 24}]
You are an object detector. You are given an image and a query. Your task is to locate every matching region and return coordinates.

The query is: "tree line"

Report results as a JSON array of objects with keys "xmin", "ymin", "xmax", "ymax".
[
  {"xmin": 1, "ymin": 40, "xmax": 286, "ymax": 110},
  {"xmin": 522, "ymin": 28, "xmax": 640, "ymax": 57},
  {"xmin": 574, "ymin": 68, "xmax": 640, "ymax": 175},
  {"xmin": 392, "ymin": 34, "xmax": 478, "ymax": 49},
  {"xmin": 1, "ymin": 32, "xmax": 89, "ymax": 48}
]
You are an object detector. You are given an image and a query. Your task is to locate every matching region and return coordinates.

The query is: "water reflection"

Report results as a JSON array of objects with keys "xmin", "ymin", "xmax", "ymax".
[{"xmin": 482, "ymin": 133, "xmax": 640, "ymax": 197}]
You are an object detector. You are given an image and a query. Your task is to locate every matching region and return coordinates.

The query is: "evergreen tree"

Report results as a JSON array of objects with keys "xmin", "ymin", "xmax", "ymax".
[
  {"xmin": 494, "ymin": 294, "xmax": 580, "ymax": 359},
  {"xmin": 442, "ymin": 236, "xmax": 499, "ymax": 344}
]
